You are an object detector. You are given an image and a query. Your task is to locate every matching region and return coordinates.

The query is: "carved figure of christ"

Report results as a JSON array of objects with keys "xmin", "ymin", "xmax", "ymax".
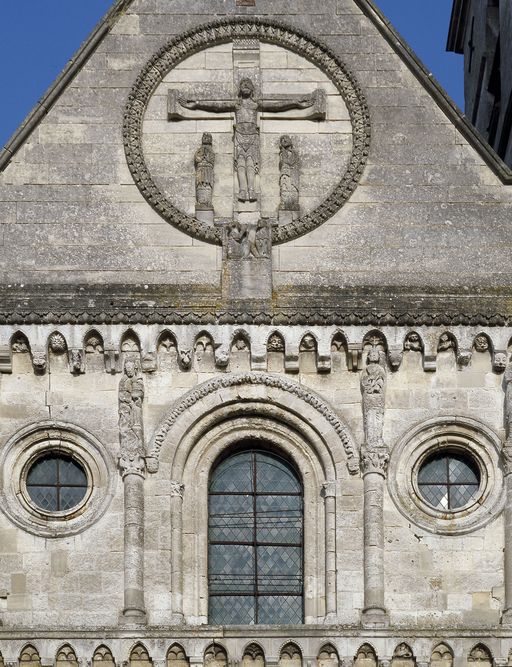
[{"xmin": 170, "ymin": 77, "xmax": 326, "ymax": 203}]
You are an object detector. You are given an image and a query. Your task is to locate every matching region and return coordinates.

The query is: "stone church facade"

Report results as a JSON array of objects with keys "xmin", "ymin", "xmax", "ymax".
[{"xmin": 1, "ymin": 1, "xmax": 512, "ymax": 667}]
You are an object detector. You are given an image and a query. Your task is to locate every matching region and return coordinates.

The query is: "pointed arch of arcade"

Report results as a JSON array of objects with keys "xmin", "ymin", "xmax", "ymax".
[{"xmin": 147, "ymin": 372, "xmax": 358, "ymax": 624}]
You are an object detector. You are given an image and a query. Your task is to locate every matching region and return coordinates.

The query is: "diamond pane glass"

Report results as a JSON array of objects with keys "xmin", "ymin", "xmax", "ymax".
[
  {"xmin": 256, "ymin": 495, "xmax": 301, "ymax": 544},
  {"xmin": 419, "ymin": 484, "xmax": 448, "ymax": 509},
  {"xmin": 27, "ymin": 486, "xmax": 58, "ymax": 511},
  {"xmin": 209, "ymin": 544, "xmax": 254, "ymax": 593},
  {"xmin": 210, "ymin": 452, "xmax": 253, "ymax": 493},
  {"xmin": 258, "ymin": 595, "xmax": 302, "ymax": 624},
  {"xmin": 59, "ymin": 458, "xmax": 87, "ymax": 485},
  {"xmin": 449, "ymin": 484, "xmax": 479, "ymax": 509},
  {"xmin": 256, "ymin": 453, "xmax": 301, "ymax": 493},
  {"xmin": 209, "ymin": 595, "xmax": 255, "ymax": 625},
  {"xmin": 210, "ymin": 494, "xmax": 253, "ymax": 541},
  {"xmin": 417, "ymin": 456, "xmax": 448, "ymax": 484},
  {"xmin": 449, "ymin": 456, "xmax": 479, "ymax": 484},
  {"xmin": 209, "ymin": 448, "xmax": 303, "ymax": 624},
  {"xmin": 60, "ymin": 486, "xmax": 87, "ymax": 511},
  {"xmin": 27, "ymin": 457, "xmax": 58, "ymax": 485}
]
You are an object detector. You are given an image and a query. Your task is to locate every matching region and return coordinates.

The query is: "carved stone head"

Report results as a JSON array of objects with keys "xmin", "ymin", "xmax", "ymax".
[
  {"xmin": 494, "ymin": 352, "xmax": 508, "ymax": 372},
  {"xmin": 474, "ymin": 334, "xmax": 490, "ymax": 352},
  {"xmin": 280, "ymin": 134, "xmax": 293, "ymax": 149},
  {"xmin": 239, "ymin": 77, "xmax": 255, "ymax": 98},
  {"xmin": 124, "ymin": 359, "xmax": 136, "ymax": 377},
  {"xmin": 367, "ymin": 347, "xmax": 381, "ymax": 365},
  {"xmin": 202, "ymin": 132, "xmax": 212, "ymax": 146}
]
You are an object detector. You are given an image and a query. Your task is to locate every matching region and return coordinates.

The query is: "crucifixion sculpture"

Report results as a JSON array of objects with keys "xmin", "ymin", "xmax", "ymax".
[{"xmin": 168, "ymin": 77, "xmax": 325, "ymax": 203}]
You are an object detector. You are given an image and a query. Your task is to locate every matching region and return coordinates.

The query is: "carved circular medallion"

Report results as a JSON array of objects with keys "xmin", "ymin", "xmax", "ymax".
[{"xmin": 123, "ymin": 18, "xmax": 370, "ymax": 245}]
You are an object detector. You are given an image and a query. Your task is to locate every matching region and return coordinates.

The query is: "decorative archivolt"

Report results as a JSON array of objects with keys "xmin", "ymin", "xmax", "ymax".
[
  {"xmin": 146, "ymin": 371, "xmax": 359, "ymax": 475},
  {"xmin": 0, "ymin": 324, "xmax": 509, "ymax": 375}
]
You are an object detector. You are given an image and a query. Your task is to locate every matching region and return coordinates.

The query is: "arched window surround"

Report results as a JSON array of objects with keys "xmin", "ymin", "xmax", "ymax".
[
  {"xmin": 149, "ymin": 376, "xmax": 358, "ymax": 625},
  {"xmin": 179, "ymin": 416, "xmax": 327, "ymax": 624},
  {"xmin": 152, "ymin": 372, "xmax": 356, "ymax": 625}
]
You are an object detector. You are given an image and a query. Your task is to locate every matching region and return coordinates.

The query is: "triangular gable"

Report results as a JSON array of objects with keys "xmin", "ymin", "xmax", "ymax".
[{"xmin": 0, "ymin": 0, "xmax": 511, "ymax": 183}]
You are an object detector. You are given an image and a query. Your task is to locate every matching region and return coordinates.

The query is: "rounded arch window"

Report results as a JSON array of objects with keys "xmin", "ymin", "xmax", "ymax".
[
  {"xmin": 417, "ymin": 450, "xmax": 480, "ymax": 510},
  {"xmin": 25, "ymin": 453, "xmax": 88, "ymax": 513},
  {"xmin": 208, "ymin": 446, "xmax": 303, "ymax": 625}
]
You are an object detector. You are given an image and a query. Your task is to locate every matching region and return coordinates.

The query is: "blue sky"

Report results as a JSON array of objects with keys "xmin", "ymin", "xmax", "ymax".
[{"xmin": 0, "ymin": 1, "xmax": 463, "ymax": 148}]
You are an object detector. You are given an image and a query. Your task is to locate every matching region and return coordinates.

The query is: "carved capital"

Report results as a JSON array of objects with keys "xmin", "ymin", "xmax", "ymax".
[
  {"xmin": 361, "ymin": 445, "xmax": 389, "ymax": 476},
  {"xmin": 119, "ymin": 454, "xmax": 146, "ymax": 479},
  {"xmin": 170, "ymin": 480, "xmax": 185, "ymax": 498},
  {"xmin": 322, "ymin": 480, "xmax": 336, "ymax": 498}
]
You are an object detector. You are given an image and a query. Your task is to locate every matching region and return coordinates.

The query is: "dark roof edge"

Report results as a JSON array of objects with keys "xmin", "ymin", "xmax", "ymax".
[
  {"xmin": 0, "ymin": 0, "xmax": 134, "ymax": 173},
  {"xmin": 446, "ymin": 0, "xmax": 468, "ymax": 54},
  {"xmin": 356, "ymin": 0, "xmax": 512, "ymax": 185}
]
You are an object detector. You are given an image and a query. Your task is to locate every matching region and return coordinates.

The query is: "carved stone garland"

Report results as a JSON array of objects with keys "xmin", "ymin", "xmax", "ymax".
[
  {"xmin": 123, "ymin": 17, "xmax": 371, "ymax": 245},
  {"xmin": 146, "ymin": 371, "xmax": 359, "ymax": 475}
]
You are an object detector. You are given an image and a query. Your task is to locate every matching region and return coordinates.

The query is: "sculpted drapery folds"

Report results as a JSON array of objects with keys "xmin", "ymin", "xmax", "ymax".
[
  {"xmin": 178, "ymin": 77, "xmax": 321, "ymax": 204},
  {"xmin": 118, "ymin": 359, "xmax": 146, "ymax": 477},
  {"xmin": 194, "ymin": 132, "xmax": 215, "ymax": 211},
  {"xmin": 360, "ymin": 347, "xmax": 389, "ymax": 475},
  {"xmin": 279, "ymin": 135, "xmax": 300, "ymax": 212}
]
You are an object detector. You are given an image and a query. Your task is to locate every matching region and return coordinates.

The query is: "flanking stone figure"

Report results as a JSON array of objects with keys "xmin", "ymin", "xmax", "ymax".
[
  {"xmin": 174, "ymin": 77, "xmax": 324, "ymax": 203},
  {"xmin": 279, "ymin": 135, "xmax": 300, "ymax": 222},
  {"xmin": 360, "ymin": 347, "xmax": 387, "ymax": 451},
  {"xmin": 118, "ymin": 358, "xmax": 145, "ymax": 475},
  {"xmin": 194, "ymin": 132, "xmax": 215, "ymax": 222}
]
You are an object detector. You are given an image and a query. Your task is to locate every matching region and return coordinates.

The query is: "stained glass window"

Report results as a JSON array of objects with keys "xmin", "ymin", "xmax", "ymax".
[
  {"xmin": 208, "ymin": 448, "xmax": 303, "ymax": 624},
  {"xmin": 26, "ymin": 454, "xmax": 88, "ymax": 512},
  {"xmin": 417, "ymin": 451, "xmax": 480, "ymax": 510}
]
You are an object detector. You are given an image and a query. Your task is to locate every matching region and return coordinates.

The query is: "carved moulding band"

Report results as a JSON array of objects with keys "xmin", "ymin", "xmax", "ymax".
[
  {"xmin": 123, "ymin": 18, "xmax": 371, "ymax": 245},
  {"xmin": 146, "ymin": 372, "xmax": 359, "ymax": 475}
]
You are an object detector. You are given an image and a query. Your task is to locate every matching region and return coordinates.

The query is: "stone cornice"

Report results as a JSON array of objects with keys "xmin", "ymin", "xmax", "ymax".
[{"xmin": 0, "ymin": 284, "xmax": 511, "ymax": 326}]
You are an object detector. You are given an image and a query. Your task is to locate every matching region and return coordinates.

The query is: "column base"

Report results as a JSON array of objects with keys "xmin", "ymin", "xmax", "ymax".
[
  {"xmin": 119, "ymin": 609, "xmax": 147, "ymax": 626},
  {"xmin": 361, "ymin": 606, "xmax": 389, "ymax": 628},
  {"xmin": 501, "ymin": 608, "xmax": 512, "ymax": 625},
  {"xmin": 323, "ymin": 612, "xmax": 338, "ymax": 625}
]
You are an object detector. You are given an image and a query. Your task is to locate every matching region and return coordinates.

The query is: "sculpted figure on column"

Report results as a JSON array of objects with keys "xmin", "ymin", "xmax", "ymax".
[
  {"xmin": 505, "ymin": 363, "xmax": 512, "ymax": 445},
  {"xmin": 360, "ymin": 347, "xmax": 389, "ymax": 474},
  {"xmin": 119, "ymin": 359, "xmax": 145, "ymax": 476}
]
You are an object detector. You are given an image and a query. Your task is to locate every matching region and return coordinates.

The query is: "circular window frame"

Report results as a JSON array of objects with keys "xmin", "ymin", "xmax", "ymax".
[
  {"xmin": 388, "ymin": 417, "xmax": 504, "ymax": 535},
  {"xmin": 0, "ymin": 421, "xmax": 117, "ymax": 537},
  {"xmin": 21, "ymin": 450, "xmax": 92, "ymax": 520}
]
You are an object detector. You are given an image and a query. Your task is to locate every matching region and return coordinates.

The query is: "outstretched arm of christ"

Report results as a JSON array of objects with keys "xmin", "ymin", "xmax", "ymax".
[
  {"xmin": 259, "ymin": 94, "xmax": 316, "ymax": 112},
  {"xmin": 178, "ymin": 97, "xmax": 236, "ymax": 113}
]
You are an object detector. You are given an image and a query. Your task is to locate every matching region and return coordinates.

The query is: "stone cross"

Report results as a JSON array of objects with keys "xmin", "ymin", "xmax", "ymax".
[{"xmin": 168, "ymin": 78, "xmax": 325, "ymax": 204}]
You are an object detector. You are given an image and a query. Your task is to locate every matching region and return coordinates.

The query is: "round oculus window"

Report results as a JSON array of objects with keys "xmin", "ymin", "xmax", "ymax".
[
  {"xmin": 387, "ymin": 417, "xmax": 504, "ymax": 535},
  {"xmin": 417, "ymin": 451, "xmax": 480, "ymax": 510},
  {"xmin": 25, "ymin": 453, "xmax": 88, "ymax": 513}
]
